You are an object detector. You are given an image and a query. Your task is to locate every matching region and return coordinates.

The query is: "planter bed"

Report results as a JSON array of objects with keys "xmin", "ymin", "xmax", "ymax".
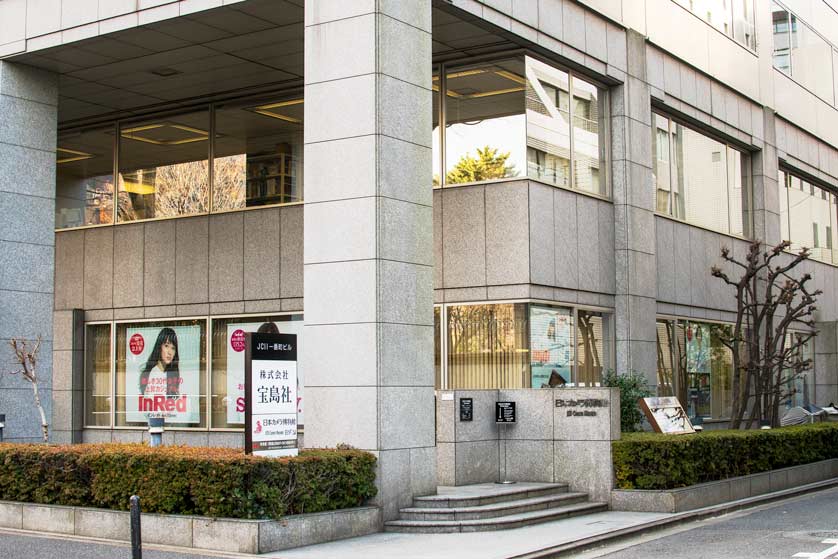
[
  {"xmin": 0, "ymin": 500, "xmax": 381, "ymax": 553},
  {"xmin": 611, "ymin": 458, "xmax": 838, "ymax": 513}
]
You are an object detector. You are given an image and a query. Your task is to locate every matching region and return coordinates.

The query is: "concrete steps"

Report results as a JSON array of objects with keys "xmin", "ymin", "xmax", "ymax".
[{"xmin": 385, "ymin": 482, "xmax": 608, "ymax": 533}]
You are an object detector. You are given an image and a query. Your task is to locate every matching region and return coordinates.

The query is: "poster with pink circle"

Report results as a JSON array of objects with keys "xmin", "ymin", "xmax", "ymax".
[{"xmin": 225, "ymin": 319, "xmax": 305, "ymax": 425}]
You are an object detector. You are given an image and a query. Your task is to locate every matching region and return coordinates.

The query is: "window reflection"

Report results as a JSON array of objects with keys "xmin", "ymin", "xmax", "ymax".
[
  {"xmin": 675, "ymin": 0, "xmax": 755, "ymax": 50},
  {"xmin": 572, "ymin": 76, "xmax": 605, "ymax": 195},
  {"xmin": 525, "ymin": 60, "xmax": 571, "ymax": 188},
  {"xmin": 779, "ymin": 169, "xmax": 838, "ymax": 264},
  {"xmin": 213, "ymin": 97, "xmax": 303, "ymax": 211},
  {"xmin": 118, "ymin": 110, "xmax": 210, "ymax": 221},
  {"xmin": 656, "ymin": 318, "xmax": 734, "ymax": 421},
  {"xmin": 84, "ymin": 323, "xmax": 112, "ymax": 427},
  {"xmin": 772, "ymin": 2, "xmax": 835, "ymax": 103},
  {"xmin": 652, "ymin": 113, "xmax": 751, "ymax": 237},
  {"xmin": 444, "ymin": 60, "xmax": 526, "ymax": 185},
  {"xmin": 56, "ymin": 127, "xmax": 115, "ymax": 228},
  {"xmin": 576, "ymin": 311, "xmax": 611, "ymax": 387}
]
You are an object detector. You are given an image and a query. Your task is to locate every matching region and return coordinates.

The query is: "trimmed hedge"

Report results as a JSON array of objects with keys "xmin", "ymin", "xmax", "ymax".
[
  {"xmin": 0, "ymin": 444, "xmax": 377, "ymax": 519},
  {"xmin": 613, "ymin": 423, "xmax": 838, "ymax": 490}
]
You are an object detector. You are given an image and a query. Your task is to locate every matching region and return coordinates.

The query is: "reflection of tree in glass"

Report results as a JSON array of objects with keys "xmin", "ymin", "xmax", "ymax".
[
  {"xmin": 154, "ymin": 160, "xmax": 209, "ymax": 217},
  {"xmin": 446, "ymin": 146, "xmax": 518, "ymax": 184},
  {"xmin": 212, "ymin": 154, "xmax": 247, "ymax": 211}
]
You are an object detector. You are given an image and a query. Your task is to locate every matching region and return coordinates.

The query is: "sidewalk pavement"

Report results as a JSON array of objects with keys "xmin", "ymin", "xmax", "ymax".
[{"xmin": 265, "ymin": 510, "xmax": 672, "ymax": 559}]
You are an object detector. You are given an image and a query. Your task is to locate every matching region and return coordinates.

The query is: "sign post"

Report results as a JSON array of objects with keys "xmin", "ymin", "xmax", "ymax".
[
  {"xmin": 495, "ymin": 401, "xmax": 516, "ymax": 484},
  {"xmin": 245, "ymin": 332, "xmax": 298, "ymax": 457}
]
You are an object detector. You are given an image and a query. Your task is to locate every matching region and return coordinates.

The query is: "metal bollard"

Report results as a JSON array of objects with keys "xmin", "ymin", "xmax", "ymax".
[
  {"xmin": 130, "ymin": 495, "xmax": 142, "ymax": 559},
  {"xmin": 148, "ymin": 417, "xmax": 164, "ymax": 447}
]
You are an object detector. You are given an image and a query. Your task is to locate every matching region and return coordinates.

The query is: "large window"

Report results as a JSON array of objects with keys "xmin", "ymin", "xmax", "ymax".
[
  {"xmin": 772, "ymin": 2, "xmax": 835, "ymax": 103},
  {"xmin": 782, "ymin": 331, "xmax": 814, "ymax": 409},
  {"xmin": 437, "ymin": 302, "xmax": 614, "ymax": 390},
  {"xmin": 56, "ymin": 127, "xmax": 115, "ymax": 229},
  {"xmin": 674, "ymin": 0, "xmax": 756, "ymax": 50},
  {"xmin": 652, "ymin": 113, "xmax": 752, "ymax": 237},
  {"xmin": 57, "ymin": 92, "xmax": 304, "ymax": 229},
  {"xmin": 85, "ymin": 314, "xmax": 304, "ymax": 431},
  {"xmin": 778, "ymin": 169, "xmax": 838, "ymax": 264},
  {"xmin": 210, "ymin": 315, "xmax": 303, "ymax": 429},
  {"xmin": 656, "ymin": 318, "xmax": 735, "ymax": 421},
  {"xmin": 434, "ymin": 55, "xmax": 609, "ymax": 197}
]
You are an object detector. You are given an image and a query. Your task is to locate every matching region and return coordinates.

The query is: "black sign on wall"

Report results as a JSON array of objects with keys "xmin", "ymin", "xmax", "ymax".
[
  {"xmin": 459, "ymin": 398, "xmax": 473, "ymax": 421},
  {"xmin": 495, "ymin": 401, "xmax": 516, "ymax": 423}
]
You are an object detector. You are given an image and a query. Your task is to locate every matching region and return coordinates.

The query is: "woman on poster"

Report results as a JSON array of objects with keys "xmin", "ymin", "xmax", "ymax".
[{"xmin": 139, "ymin": 327, "xmax": 181, "ymax": 398}]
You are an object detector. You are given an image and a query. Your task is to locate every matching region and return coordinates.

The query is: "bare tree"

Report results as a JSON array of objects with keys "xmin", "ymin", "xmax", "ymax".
[
  {"xmin": 8, "ymin": 337, "xmax": 48, "ymax": 442},
  {"xmin": 711, "ymin": 240, "xmax": 820, "ymax": 428}
]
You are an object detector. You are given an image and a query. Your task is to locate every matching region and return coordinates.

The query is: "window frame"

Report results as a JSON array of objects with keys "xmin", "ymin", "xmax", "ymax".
[
  {"xmin": 777, "ymin": 166, "xmax": 838, "ymax": 266},
  {"xmin": 434, "ymin": 53, "xmax": 612, "ymax": 201},
  {"xmin": 651, "ymin": 109, "xmax": 754, "ymax": 240},
  {"xmin": 435, "ymin": 299, "xmax": 615, "ymax": 391},
  {"xmin": 82, "ymin": 312, "xmax": 303, "ymax": 432},
  {"xmin": 57, "ymin": 88, "xmax": 304, "ymax": 232},
  {"xmin": 655, "ymin": 315, "xmax": 738, "ymax": 422}
]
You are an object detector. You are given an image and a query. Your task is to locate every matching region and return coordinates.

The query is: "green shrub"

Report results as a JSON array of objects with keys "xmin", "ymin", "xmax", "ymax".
[
  {"xmin": 613, "ymin": 423, "xmax": 838, "ymax": 489},
  {"xmin": 0, "ymin": 444, "xmax": 376, "ymax": 519},
  {"xmin": 602, "ymin": 370, "xmax": 652, "ymax": 432}
]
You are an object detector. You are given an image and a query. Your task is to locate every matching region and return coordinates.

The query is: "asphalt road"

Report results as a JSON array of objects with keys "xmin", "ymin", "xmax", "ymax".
[
  {"xmin": 0, "ymin": 487, "xmax": 836, "ymax": 559},
  {"xmin": 580, "ymin": 486, "xmax": 838, "ymax": 559}
]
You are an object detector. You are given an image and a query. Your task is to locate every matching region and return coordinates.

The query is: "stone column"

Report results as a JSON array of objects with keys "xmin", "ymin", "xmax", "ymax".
[
  {"xmin": 612, "ymin": 31, "xmax": 658, "ymax": 384},
  {"xmin": 751, "ymin": 107, "xmax": 781, "ymax": 246},
  {"xmin": 0, "ymin": 61, "xmax": 58, "ymax": 441},
  {"xmin": 302, "ymin": 2, "xmax": 435, "ymax": 520},
  {"xmin": 814, "ymin": 322, "xmax": 838, "ymax": 407}
]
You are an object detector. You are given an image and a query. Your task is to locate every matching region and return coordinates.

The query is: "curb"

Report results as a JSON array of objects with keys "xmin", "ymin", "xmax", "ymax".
[{"xmin": 507, "ymin": 477, "xmax": 838, "ymax": 559}]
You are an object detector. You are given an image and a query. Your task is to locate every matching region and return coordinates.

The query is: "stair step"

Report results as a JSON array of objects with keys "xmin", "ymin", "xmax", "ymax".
[
  {"xmin": 385, "ymin": 501, "xmax": 608, "ymax": 533},
  {"xmin": 412, "ymin": 482, "xmax": 569, "ymax": 509},
  {"xmin": 399, "ymin": 491, "xmax": 590, "ymax": 521}
]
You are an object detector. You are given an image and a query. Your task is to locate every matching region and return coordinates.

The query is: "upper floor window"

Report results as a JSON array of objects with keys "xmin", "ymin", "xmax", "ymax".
[
  {"xmin": 778, "ymin": 169, "xmax": 838, "ymax": 264},
  {"xmin": 56, "ymin": 93, "xmax": 303, "ymax": 229},
  {"xmin": 652, "ymin": 113, "xmax": 752, "ymax": 237},
  {"xmin": 675, "ymin": 0, "xmax": 756, "ymax": 50},
  {"xmin": 772, "ymin": 2, "xmax": 835, "ymax": 102},
  {"xmin": 433, "ymin": 55, "xmax": 610, "ymax": 198}
]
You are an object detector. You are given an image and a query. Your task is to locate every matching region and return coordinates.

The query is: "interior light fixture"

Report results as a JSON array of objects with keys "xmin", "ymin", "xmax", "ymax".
[
  {"xmin": 443, "ymin": 68, "xmax": 526, "ymax": 99},
  {"xmin": 56, "ymin": 147, "xmax": 94, "ymax": 164},
  {"xmin": 248, "ymin": 99, "xmax": 304, "ymax": 123},
  {"xmin": 121, "ymin": 123, "xmax": 209, "ymax": 145},
  {"xmin": 150, "ymin": 67, "xmax": 181, "ymax": 77}
]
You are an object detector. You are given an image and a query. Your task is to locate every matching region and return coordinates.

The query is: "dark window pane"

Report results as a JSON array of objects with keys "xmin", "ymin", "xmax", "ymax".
[{"xmin": 56, "ymin": 127, "xmax": 114, "ymax": 229}]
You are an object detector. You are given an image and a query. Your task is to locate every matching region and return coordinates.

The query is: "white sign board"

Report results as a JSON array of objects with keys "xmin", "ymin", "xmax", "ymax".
[{"xmin": 245, "ymin": 332, "xmax": 298, "ymax": 457}]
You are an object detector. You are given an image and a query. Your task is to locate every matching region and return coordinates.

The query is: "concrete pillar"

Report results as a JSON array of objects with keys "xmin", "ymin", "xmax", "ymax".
[
  {"xmin": 751, "ymin": 107, "xmax": 781, "ymax": 246},
  {"xmin": 612, "ymin": 31, "xmax": 658, "ymax": 384},
  {"xmin": 814, "ymin": 322, "xmax": 838, "ymax": 407},
  {"xmin": 0, "ymin": 61, "xmax": 58, "ymax": 441},
  {"xmin": 302, "ymin": 2, "xmax": 435, "ymax": 520}
]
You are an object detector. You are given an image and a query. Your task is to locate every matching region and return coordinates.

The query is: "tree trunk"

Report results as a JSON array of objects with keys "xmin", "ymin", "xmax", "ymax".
[{"xmin": 30, "ymin": 380, "xmax": 48, "ymax": 442}]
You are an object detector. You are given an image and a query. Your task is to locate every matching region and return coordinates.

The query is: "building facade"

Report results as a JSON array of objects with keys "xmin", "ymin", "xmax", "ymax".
[{"xmin": 2, "ymin": 0, "xmax": 838, "ymax": 518}]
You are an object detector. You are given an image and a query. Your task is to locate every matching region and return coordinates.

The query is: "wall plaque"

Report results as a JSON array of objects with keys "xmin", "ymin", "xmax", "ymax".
[
  {"xmin": 459, "ymin": 398, "xmax": 473, "ymax": 421},
  {"xmin": 495, "ymin": 401, "xmax": 516, "ymax": 423}
]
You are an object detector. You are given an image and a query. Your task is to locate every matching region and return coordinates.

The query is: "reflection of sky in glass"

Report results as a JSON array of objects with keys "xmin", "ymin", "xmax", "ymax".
[{"xmin": 444, "ymin": 115, "xmax": 526, "ymax": 178}]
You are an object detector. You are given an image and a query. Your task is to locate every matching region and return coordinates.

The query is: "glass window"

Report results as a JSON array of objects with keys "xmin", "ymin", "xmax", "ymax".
[
  {"xmin": 115, "ymin": 319, "xmax": 207, "ymax": 428},
  {"xmin": 444, "ymin": 59, "xmax": 526, "ymax": 185},
  {"xmin": 210, "ymin": 315, "xmax": 303, "ymax": 429},
  {"xmin": 526, "ymin": 59, "xmax": 571, "ymax": 189},
  {"xmin": 783, "ymin": 331, "xmax": 814, "ymax": 409},
  {"xmin": 437, "ymin": 303, "xmax": 614, "ymax": 390},
  {"xmin": 56, "ymin": 127, "xmax": 115, "ymax": 229},
  {"xmin": 653, "ymin": 113, "xmax": 751, "ymax": 236},
  {"xmin": 779, "ymin": 169, "xmax": 838, "ymax": 264},
  {"xmin": 773, "ymin": 3, "xmax": 792, "ymax": 75},
  {"xmin": 683, "ymin": 321, "xmax": 733, "ymax": 420},
  {"xmin": 84, "ymin": 323, "xmax": 112, "ymax": 427},
  {"xmin": 676, "ymin": 0, "xmax": 755, "ymax": 50},
  {"xmin": 446, "ymin": 303, "xmax": 529, "ymax": 389},
  {"xmin": 772, "ymin": 3, "xmax": 835, "ymax": 102},
  {"xmin": 213, "ymin": 96, "xmax": 303, "ymax": 212},
  {"xmin": 530, "ymin": 305, "xmax": 574, "ymax": 388},
  {"xmin": 117, "ymin": 110, "xmax": 210, "ymax": 221},
  {"xmin": 576, "ymin": 310, "xmax": 613, "ymax": 387},
  {"xmin": 525, "ymin": 57, "xmax": 609, "ymax": 196}
]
